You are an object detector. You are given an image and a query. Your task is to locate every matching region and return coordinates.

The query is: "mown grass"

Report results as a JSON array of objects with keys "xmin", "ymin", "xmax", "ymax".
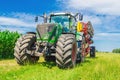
[{"xmin": 0, "ymin": 52, "xmax": 120, "ymax": 80}]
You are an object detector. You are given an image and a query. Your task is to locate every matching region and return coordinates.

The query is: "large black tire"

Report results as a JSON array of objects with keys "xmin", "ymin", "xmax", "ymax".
[
  {"xmin": 56, "ymin": 34, "xmax": 77, "ymax": 68},
  {"xmin": 76, "ymin": 41, "xmax": 82, "ymax": 63},
  {"xmin": 14, "ymin": 33, "xmax": 39, "ymax": 65},
  {"xmin": 90, "ymin": 46, "xmax": 95, "ymax": 57}
]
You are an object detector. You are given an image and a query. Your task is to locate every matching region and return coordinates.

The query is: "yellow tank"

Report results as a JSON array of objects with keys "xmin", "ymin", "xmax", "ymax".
[{"xmin": 77, "ymin": 21, "xmax": 82, "ymax": 32}]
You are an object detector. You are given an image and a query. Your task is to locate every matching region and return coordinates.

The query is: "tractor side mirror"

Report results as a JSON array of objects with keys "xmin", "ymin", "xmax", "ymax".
[
  {"xmin": 35, "ymin": 16, "xmax": 38, "ymax": 22},
  {"xmin": 79, "ymin": 14, "xmax": 83, "ymax": 21},
  {"xmin": 75, "ymin": 13, "xmax": 83, "ymax": 21}
]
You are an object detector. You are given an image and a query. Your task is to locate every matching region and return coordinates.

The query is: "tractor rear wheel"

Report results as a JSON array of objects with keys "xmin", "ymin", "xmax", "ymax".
[
  {"xmin": 90, "ymin": 46, "xmax": 95, "ymax": 57},
  {"xmin": 56, "ymin": 34, "xmax": 77, "ymax": 68},
  {"xmin": 14, "ymin": 33, "xmax": 39, "ymax": 65}
]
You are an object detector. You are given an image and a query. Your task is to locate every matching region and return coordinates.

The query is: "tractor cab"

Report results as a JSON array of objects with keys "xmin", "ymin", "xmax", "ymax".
[
  {"xmin": 35, "ymin": 12, "xmax": 83, "ymax": 33},
  {"xmin": 49, "ymin": 13, "xmax": 76, "ymax": 33},
  {"xmin": 49, "ymin": 13, "xmax": 84, "ymax": 33}
]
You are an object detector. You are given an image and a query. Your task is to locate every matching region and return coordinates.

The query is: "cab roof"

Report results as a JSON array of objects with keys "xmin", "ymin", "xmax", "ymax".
[{"xmin": 50, "ymin": 12, "xmax": 74, "ymax": 17}]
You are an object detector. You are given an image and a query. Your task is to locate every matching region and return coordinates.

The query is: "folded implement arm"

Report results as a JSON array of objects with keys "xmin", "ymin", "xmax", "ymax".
[{"xmin": 76, "ymin": 21, "xmax": 95, "ymax": 61}]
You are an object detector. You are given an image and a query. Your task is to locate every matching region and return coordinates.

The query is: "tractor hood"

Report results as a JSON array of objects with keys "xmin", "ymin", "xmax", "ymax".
[
  {"xmin": 36, "ymin": 23, "xmax": 62, "ymax": 44},
  {"xmin": 37, "ymin": 23, "xmax": 56, "ymax": 40}
]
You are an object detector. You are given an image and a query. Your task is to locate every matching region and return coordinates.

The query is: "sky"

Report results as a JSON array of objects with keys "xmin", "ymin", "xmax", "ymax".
[{"xmin": 0, "ymin": 0, "xmax": 120, "ymax": 52}]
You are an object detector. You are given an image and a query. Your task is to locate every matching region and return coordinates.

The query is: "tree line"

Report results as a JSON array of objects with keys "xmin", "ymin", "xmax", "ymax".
[{"xmin": 112, "ymin": 48, "xmax": 120, "ymax": 53}]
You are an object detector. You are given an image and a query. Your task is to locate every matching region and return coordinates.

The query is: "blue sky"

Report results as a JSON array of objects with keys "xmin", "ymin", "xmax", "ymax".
[{"xmin": 0, "ymin": 0, "xmax": 120, "ymax": 52}]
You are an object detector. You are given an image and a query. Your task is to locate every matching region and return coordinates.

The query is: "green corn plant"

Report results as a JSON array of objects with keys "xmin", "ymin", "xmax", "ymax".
[{"xmin": 0, "ymin": 30, "xmax": 20, "ymax": 59}]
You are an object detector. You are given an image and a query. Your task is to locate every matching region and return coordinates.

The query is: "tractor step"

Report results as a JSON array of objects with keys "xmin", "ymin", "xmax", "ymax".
[{"xmin": 26, "ymin": 50, "xmax": 44, "ymax": 57}]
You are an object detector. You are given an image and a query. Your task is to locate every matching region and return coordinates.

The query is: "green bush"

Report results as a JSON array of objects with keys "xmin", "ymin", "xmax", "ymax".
[{"xmin": 0, "ymin": 30, "xmax": 20, "ymax": 59}]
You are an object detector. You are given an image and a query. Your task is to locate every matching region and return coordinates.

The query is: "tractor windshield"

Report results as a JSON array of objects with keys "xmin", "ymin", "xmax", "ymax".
[{"xmin": 50, "ymin": 15, "xmax": 70, "ymax": 28}]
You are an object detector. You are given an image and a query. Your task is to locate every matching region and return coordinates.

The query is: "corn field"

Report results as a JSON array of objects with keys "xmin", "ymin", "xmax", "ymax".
[{"xmin": 0, "ymin": 30, "xmax": 20, "ymax": 59}]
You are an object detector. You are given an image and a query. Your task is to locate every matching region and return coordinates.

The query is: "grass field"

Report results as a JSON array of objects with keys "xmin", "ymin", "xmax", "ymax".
[{"xmin": 0, "ymin": 52, "xmax": 120, "ymax": 80}]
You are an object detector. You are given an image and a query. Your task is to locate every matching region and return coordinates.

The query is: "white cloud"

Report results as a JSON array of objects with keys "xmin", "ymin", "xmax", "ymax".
[
  {"xmin": 95, "ymin": 33, "xmax": 120, "ymax": 37},
  {"xmin": 11, "ymin": 12, "xmax": 36, "ymax": 22},
  {"xmin": 0, "ymin": 16, "xmax": 35, "ymax": 27},
  {"xmin": 83, "ymin": 15, "xmax": 102, "ymax": 25},
  {"xmin": 0, "ymin": 12, "xmax": 45, "ymax": 33},
  {"xmin": 0, "ymin": 25, "xmax": 36, "ymax": 33},
  {"xmin": 94, "ymin": 33, "xmax": 120, "ymax": 41},
  {"xmin": 0, "ymin": 13, "xmax": 38, "ymax": 33},
  {"xmin": 59, "ymin": 0, "xmax": 120, "ymax": 15}
]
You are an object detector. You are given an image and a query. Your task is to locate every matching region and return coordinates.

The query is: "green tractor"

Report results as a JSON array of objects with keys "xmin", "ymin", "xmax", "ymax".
[{"xmin": 14, "ymin": 12, "xmax": 95, "ymax": 68}]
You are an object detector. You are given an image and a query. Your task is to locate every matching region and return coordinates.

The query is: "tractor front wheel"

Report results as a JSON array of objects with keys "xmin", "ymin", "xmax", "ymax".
[
  {"xmin": 56, "ymin": 34, "xmax": 77, "ymax": 68},
  {"xmin": 14, "ymin": 33, "xmax": 39, "ymax": 65}
]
